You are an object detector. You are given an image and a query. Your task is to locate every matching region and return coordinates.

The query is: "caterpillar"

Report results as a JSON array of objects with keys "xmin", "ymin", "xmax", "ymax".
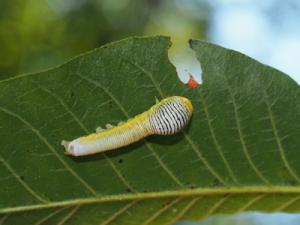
[{"xmin": 61, "ymin": 96, "xmax": 193, "ymax": 156}]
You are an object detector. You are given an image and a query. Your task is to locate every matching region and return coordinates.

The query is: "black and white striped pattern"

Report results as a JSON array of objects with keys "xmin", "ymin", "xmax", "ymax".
[{"xmin": 149, "ymin": 98, "xmax": 192, "ymax": 135}]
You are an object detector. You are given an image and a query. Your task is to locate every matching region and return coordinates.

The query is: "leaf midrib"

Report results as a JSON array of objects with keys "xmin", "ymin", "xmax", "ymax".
[{"xmin": 1, "ymin": 186, "xmax": 300, "ymax": 214}]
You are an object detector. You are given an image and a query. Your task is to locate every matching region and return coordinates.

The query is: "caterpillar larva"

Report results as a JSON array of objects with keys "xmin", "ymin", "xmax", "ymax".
[{"xmin": 61, "ymin": 96, "xmax": 193, "ymax": 156}]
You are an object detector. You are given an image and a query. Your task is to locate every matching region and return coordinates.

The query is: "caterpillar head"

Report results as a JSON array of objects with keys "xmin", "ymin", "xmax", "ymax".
[{"xmin": 61, "ymin": 139, "xmax": 85, "ymax": 156}]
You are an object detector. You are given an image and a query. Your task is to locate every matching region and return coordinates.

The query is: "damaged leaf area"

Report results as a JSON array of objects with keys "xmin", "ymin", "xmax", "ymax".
[{"xmin": 0, "ymin": 36, "xmax": 299, "ymax": 225}]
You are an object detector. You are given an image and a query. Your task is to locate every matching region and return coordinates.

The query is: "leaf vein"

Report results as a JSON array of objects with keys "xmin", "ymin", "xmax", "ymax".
[
  {"xmin": 236, "ymin": 195, "xmax": 266, "ymax": 213},
  {"xmin": 262, "ymin": 89, "xmax": 300, "ymax": 183},
  {"xmin": 199, "ymin": 93, "xmax": 239, "ymax": 184},
  {"xmin": 275, "ymin": 195, "xmax": 300, "ymax": 211},
  {"xmin": 34, "ymin": 207, "xmax": 69, "ymax": 225},
  {"xmin": 167, "ymin": 197, "xmax": 201, "ymax": 225},
  {"xmin": 1, "ymin": 187, "xmax": 300, "ymax": 214},
  {"xmin": 100, "ymin": 200, "xmax": 139, "ymax": 225},
  {"xmin": 0, "ymin": 214, "xmax": 9, "ymax": 225},
  {"xmin": 0, "ymin": 157, "xmax": 48, "ymax": 203},
  {"xmin": 222, "ymin": 76, "xmax": 271, "ymax": 185},
  {"xmin": 56, "ymin": 205, "xmax": 80, "ymax": 225},
  {"xmin": 142, "ymin": 198, "xmax": 182, "ymax": 225},
  {"xmin": 203, "ymin": 194, "xmax": 231, "ymax": 219},
  {"xmin": 0, "ymin": 106, "xmax": 97, "ymax": 196}
]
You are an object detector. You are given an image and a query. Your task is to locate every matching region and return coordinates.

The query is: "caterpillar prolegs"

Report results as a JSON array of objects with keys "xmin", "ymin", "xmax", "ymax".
[{"xmin": 61, "ymin": 96, "xmax": 193, "ymax": 156}]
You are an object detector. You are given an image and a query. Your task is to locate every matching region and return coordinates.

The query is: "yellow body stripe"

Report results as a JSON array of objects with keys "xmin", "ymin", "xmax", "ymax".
[{"xmin": 80, "ymin": 110, "xmax": 150, "ymax": 143}]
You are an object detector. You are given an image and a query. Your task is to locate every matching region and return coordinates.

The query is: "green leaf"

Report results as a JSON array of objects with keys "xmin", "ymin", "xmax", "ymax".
[{"xmin": 0, "ymin": 36, "xmax": 299, "ymax": 225}]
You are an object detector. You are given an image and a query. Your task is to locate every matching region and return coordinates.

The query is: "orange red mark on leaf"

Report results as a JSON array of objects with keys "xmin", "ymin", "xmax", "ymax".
[{"xmin": 187, "ymin": 74, "xmax": 199, "ymax": 89}]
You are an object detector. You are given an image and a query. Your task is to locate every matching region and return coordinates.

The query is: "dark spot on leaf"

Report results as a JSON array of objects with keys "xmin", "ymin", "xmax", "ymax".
[
  {"xmin": 108, "ymin": 101, "xmax": 113, "ymax": 109},
  {"xmin": 186, "ymin": 182, "xmax": 196, "ymax": 189},
  {"xmin": 161, "ymin": 200, "xmax": 172, "ymax": 207},
  {"xmin": 20, "ymin": 176, "xmax": 25, "ymax": 181},
  {"xmin": 70, "ymin": 91, "xmax": 75, "ymax": 97},
  {"xmin": 126, "ymin": 188, "xmax": 132, "ymax": 193},
  {"xmin": 287, "ymin": 180, "xmax": 297, "ymax": 186},
  {"xmin": 188, "ymin": 183, "xmax": 196, "ymax": 189},
  {"xmin": 212, "ymin": 179, "xmax": 222, "ymax": 187},
  {"xmin": 223, "ymin": 193, "xmax": 229, "ymax": 197},
  {"xmin": 118, "ymin": 159, "xmax": 123, "ymax": 164}
]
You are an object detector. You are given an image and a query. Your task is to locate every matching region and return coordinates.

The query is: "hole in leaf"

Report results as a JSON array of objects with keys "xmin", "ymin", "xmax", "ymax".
[{"xmin": 168, "ymin": 37, "xmax": 202, "ymax": 84}]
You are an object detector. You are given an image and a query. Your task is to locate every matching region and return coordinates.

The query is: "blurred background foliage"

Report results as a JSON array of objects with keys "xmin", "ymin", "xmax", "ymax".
[
  {"xmin": 1, "ymin": 0, "xmax": 300, "ymax": 84},
  {"xmin": 0, "ymin": 0, "xmax": 208, "ymax": 80},
  {"xmin": 0, "ymin": 0, "xmax": 300, "ymax": 224}
]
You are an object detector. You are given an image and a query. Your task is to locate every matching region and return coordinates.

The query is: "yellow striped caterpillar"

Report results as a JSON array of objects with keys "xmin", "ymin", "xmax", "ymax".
[{"xmin": 61, "ymin": 96, "xmax": 193, "ymax": 156}]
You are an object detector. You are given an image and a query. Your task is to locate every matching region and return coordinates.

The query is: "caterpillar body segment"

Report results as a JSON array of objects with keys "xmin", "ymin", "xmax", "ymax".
[{"xmin": 62, "ymin": 96, "xmax": 193, "ymax": 156}]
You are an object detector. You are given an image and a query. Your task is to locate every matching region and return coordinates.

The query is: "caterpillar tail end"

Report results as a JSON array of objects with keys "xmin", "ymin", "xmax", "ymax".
[{"xmin": 61, "ymin": 140, "xmax": 71, "ymax": 155}]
